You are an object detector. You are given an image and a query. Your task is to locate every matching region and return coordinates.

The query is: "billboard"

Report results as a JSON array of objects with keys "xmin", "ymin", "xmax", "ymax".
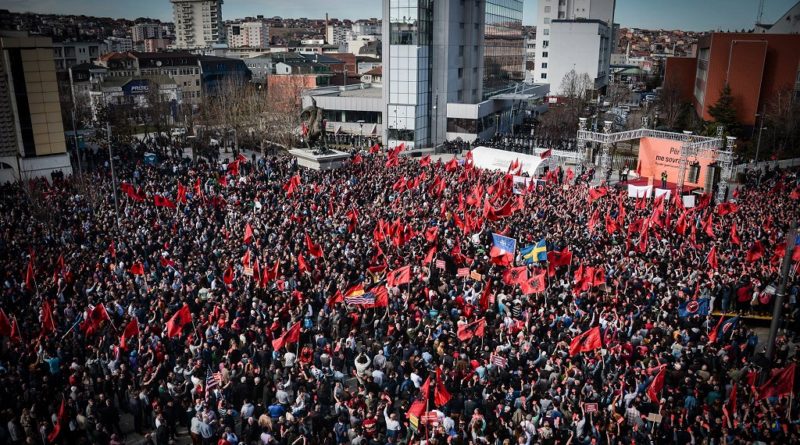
[{"xmin": 637, "ymin": 137, "xmax": 717, "ymax": 187}]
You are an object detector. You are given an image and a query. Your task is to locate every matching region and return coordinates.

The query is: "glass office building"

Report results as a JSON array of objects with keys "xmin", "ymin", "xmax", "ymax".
[
  {"xmin": 385, "ymin": 0, "xmax": 433, "ymax": 147},
  {"xmin": 483, "ymin": 0, "xmax": 525, "ymax": 98}
]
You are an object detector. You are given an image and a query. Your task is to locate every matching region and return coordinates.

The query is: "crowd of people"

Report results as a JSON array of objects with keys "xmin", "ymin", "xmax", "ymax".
[{"xmin": 1, "ymin": 140, "xmax": 800, "ymax": 445}]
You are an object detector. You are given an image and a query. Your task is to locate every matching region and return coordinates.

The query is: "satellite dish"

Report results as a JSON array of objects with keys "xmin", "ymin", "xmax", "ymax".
[{"xmin": 156, "ymin": 61, "xmax": 162, "ymax": 67}]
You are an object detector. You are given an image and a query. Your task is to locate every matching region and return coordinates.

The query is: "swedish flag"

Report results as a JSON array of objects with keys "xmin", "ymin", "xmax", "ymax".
[
  {"xmin": 520, "ymin": 245, "xmax": 535, "ymax": 265},
  {"xmin": 533, "ymin": 239, "xmax": 548, "ymax": 262}
]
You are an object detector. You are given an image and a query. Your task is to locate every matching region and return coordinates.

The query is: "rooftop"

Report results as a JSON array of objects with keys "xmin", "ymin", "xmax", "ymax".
[{"xmin": 307, "ymin": 84, "xmax": 383, "ymax": 98}]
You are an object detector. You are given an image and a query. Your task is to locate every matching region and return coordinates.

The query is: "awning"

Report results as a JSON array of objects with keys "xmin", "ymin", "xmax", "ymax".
[{"xmin": 468, "ymin": 146, "xmax": 544, "ymax": 176}]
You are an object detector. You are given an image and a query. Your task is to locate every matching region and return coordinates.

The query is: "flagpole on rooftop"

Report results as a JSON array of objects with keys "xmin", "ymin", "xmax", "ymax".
[{"xmin": 765, "ymin": 221, "xmax": 797, "ymax": 374}]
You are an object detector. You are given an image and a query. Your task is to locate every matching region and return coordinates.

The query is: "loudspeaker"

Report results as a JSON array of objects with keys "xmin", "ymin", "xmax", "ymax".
[
  {"xmin": 687, "ymin": 163, "xmax": 701, "ymax": 183},
  {"xmin": 705, "ymin": 163, "xmax": 720, "ymax": 194}
]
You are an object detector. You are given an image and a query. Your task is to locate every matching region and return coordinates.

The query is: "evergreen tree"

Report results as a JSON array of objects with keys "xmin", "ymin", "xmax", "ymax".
[{"xmin": 707, "ymin": 84, "xmax": 739, "ymax": 137}]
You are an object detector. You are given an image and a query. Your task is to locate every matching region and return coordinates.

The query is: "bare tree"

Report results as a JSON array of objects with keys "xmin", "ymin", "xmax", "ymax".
[{"xmin": 763, "ymin": 87, "xmax": 800, "ymax": 159}]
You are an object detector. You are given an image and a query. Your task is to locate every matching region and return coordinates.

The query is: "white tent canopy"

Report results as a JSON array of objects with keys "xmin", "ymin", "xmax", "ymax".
[{"xmin": 468, "ymin": 146, "xmax": 544, "ymax": 176}]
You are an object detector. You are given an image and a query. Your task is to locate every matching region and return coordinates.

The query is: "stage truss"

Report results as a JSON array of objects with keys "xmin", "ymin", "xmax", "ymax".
[{"xmin": 576, "ymin": 119, "xmax": 734, "ymax": 202}]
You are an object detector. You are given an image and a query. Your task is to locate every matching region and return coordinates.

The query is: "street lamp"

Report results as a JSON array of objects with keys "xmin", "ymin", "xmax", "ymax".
[
  {"xmin": 754, "ymin": 112, "xmax": 767, "ymax": 164},
  {"xmin": 357, "ymin": 120, "xmax": 365, "ymax": 147}
]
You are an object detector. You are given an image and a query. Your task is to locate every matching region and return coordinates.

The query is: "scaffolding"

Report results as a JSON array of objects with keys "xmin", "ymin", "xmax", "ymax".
[{"xmin": 576, "ymin": 120, "xmax": 734, "ymax": 202}]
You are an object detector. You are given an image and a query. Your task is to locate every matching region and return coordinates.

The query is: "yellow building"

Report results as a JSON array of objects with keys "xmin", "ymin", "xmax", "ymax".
[{"xmin": 0, "ymin": 31, "xmax": 72, "ymax": 183}]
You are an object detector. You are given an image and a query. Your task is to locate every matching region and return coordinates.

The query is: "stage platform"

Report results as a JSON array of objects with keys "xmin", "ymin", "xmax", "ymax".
[
  {"xmin": 625, "ymin": 177, "xmax": 701, "ymax": 201},
  {"xmin": 289, "ymin": 148, "xmax": 351, "ymax": 171}
]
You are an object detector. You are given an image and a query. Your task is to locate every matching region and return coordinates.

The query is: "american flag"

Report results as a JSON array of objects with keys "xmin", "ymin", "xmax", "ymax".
[
  {"xmin": 345, "ymin": 294, "xmax": 376, "ymax": 305},
  {"xmin": 457, "ymin": 268, "xmax": 470, "ymax": 277},
  {"xmin": 435, "ymin": 259, "xmax": 446, "ymax": 269},
  {"xmin": 491, "ymin": 354, "xmax": 508, "ymax": 368},
  {"xmin": 205, "ymin": 368, "xmax": 222, "ymax": 397}
]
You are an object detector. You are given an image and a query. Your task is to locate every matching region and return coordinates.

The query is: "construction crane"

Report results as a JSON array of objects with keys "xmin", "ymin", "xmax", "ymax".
[{"xmin": 757, "ymin": 0, "xmax": 766, "ymax": 25}]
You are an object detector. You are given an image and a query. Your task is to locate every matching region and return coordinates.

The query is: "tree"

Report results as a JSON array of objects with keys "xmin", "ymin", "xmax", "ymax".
[
  {"xmin": 657, "ymin": 77, "xmax": 687, "ymax": 130},
  {"xmin": 762, "ymin": 87, "xmax": 800, "ymax": 159},
  {"xmin": 706, "ymin": 84, "xmax": 739, "ymax": 138}
]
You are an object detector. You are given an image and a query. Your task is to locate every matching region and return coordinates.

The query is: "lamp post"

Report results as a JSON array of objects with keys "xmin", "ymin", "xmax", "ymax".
[
  {"xmin": 754, "ymin": 112, "xmax": 767, "ymax": 164},
  {"xmin": 432, "ymin": 92, "xmax": 438, "ymax": 151},
  {"xmin": 357, "ymin": 120, "xmax": 365, "ymax": 147},
  {"xmin": 106, "ymin": 122, "xmax": 120, "ymax": 231}
]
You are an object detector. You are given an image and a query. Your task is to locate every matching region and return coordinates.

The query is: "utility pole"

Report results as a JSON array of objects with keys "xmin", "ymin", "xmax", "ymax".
[
  {"xmin": 107, "ymin": 122, "xmax": 121, "ymax": 230},
  {"xmin": 765, "ymin": 221, "xmax": 798, "ymax": 364},
  {"xmin": 754, "ymin": 110, "xmax": 766, "ymax": 166},
  {"xmin": 71, "ymin": 108, "xmax": 83, "ymax": 178}
]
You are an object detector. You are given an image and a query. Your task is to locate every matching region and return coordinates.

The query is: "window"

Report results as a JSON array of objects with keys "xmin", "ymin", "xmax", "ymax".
[
  {"xmin": 458, "ymin": 45, "xmax": 464, "ymax": 56},
  {"xmin": 544, "ymin": 6, "xmax": 551, "ymax": 13},
  {"xmin": 543, "ymin": 29, "xmax": 549, "ymax": 35},
  {"xmin": 541, "ymin": 73, "xmax": 547, "ymax": 79},
  {"xmin": 388, "ymin": 128, "xmax": 414, "ymax": 142},
  {"xmin": 541, "ymin": 63, "xmax": 548, "ymax": 68},
  {"xmin": 542, "ymin": 52, "xmax": 548, "ymax": 58},
  {"xmin": 542, "ymin": 40, "xmax": 549, "ymax": 48},
  {"xmin": 458, "ymin": 68, "xmax": 463, "ymax": 78},
  {"xmin": 544, "ymin": 18, "xmax": 550, "ymax": 24}
]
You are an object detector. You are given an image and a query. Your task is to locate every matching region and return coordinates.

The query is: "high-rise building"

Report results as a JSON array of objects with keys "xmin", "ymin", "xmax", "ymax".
[
  {"xmin": 131, "ymin": 23, "xmax": 163, "ymax": 43},
  {"xmin": 171, "ymin": 0, "xmax": 224, "ymax": 49},
  {"xmin": 0, "ymin": 32, "xmax": 72, "ymax": 182},
  {"xmin": 382, "ymin": 0, "xmax": 533, "ymax": 149},
  {"xmin": 226, "ymin": 21, "xmax": 269, "ymax": 48},
  {"xmin": 533, "ymin": 0, "xmax": 615, "ymax": 91},
  {"xmin": 483, "ymin": 0, "xmax": 525, "ymax": 98}
]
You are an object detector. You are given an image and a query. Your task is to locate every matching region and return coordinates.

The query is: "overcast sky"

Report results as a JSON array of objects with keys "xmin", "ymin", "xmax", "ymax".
[{"xmin": 4, "ymin": 0, "xmax": 797, "ymax": 32}]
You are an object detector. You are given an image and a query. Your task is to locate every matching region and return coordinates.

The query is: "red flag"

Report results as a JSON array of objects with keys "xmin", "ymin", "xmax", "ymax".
[
  {"xmin": 479, "ymin": 279, "xmax": 493, "ymax": 312},
  {"xmin": 730, "ymin": 221, "xmax": 741, "ymax": 245},
  {"xmin": 40, "ymin": 300, "xmax": 56, "ymax": 337},
  {"xmin": 434, "ymin": 368, "xmax": 451, "ymax": 407},
  {"xmin": 165, "ymin": 304, "xmax": 192, "ymax": 338},
  {"xmin": 387, "ymin": 265, "xmax": 412, "ymax": 287},
  {"xmin": 0, "ymin": 309, "xmax": 11, "ymax": 336},
  {"xmin": 241, "ymin": 250, "xmax": 251, "ymax": 267},
  {"xmin": 502, "ymin": 266, "xmax": 529, "ymax": 285},
  {"xmin": 327, "ymin": 289, "xmax": 344, "ymax": 307},
  {"xmin": 724, "ymin": 383, "xmax": 738, "ymax": 420},
  {"xmin": 297, "ymin": 253, "xmax": 310, "ymax": 274},
  {"xmin": 547, "ymin": 247, "xmax": 572, "ymax": 268},
  {"xmin": 707, "ymin": 246, "xmax": 718, "ymax": 269},
  {"xmin": 423, "ymin": 246, "xmax": 437, "ymax": 265},
  {"xmin": 305, "ymin": 233, "xmax": 324, "ymax": 258},
  {"xmin": 419, "ymin": 155, "xmax": 431, "ymax": 167},
  {"xmin": 176, "ymin": 182, "xmax": 187, "ymax": 204},
  {"xmin": 457, "ymin": 318, "xmax": 487, "ymax": 341},
  {"xmin": 756, "ymin": 363, "xmax": 795, "ymax": 400},
  {"xmin": 47, "ymin": 399, "xmax": 67, "ymax": 443},
  {"xmin": 25, "ymin": 256, "xmax": 35, "ymax": 290},
  {"xmin": 746, "ymin": 241, "xmax": 765, "ymax": 263},
  {"xmin": 424, "ymin": 226, "xmax": 438, "ymax": 243},
  {"xmin": 605, "ymin": 214, "xmax": 619, "ymax": 234},
  {"xmin": 244, "ymin": 223, "xmax": 254, "ymax": 244},
  {"xmin": 223, "ymin": 266, "xmax": 234, "ymax": 285},
  {"xmin": 80, "ymin": 304, "xmax": 111, "ymax": 336},
  {"xmin": 540, "ymin": 148, "xmax": 552, "ymax": 159},
  {"xmin": 703, "ymin": 213, "xmax": 715, "ymax": 238},
  {"xmin": 9, "ymin": 317, "xmax": 21, "ymax": 343},
  {"xmin": 369, "ymin": 143, "xmax": 380, "ymax": 154},
  {"xmin": 646, "ymin": 365, "xmax": 667, "ymax": 403},
  {"xmin": 674, "ymin": 212, "xmax": 687, "ymax": 236},
  {"xmin": 445, "ymin": 157, "xmax": 458, "ymax": 172},
  {"xmin": 364, "ymin": 285, "xmax": 390, "ymax": 309},
  {"xmin": 264, "ymin": 261, "xmax": 280, "ymax": 285},
  {"xmin": 587, "ymin": 187, "xmax": 608, "ymax": 204},
  {"xmin": 154, "ymin": 195, "xmax": 177, "ymax": 208},
  {"xmin": 569, "ymin": 326, "xmax": 602, "ymax": 356},
  {"xmin": 120, "ymin": 318, "xmax": 139, "ymax": 350},
  {"xmin": 271, "ymin": 321, "xmax": 301, "ymax": 351},
  {"xmin": 352, "ymin": 153, "xmax": 363, "ymax": 164},
  {"xmin": 130, "ymin": 262, "xmax": 145, "ymax": 275},
  {"xmin": 708, "ymin": 314, "xmax": 725, "ymax": 343},
  {"xmin": 521, "ymin": 272, "xmax": 547, "ymax": 295}
]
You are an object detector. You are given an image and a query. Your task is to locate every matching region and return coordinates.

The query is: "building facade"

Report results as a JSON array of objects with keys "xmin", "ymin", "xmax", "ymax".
[
  {"xmin": 226, "ymin": 21, "xmax": 269, "ymax": 48},
  {"xmin": 52, "ymin": 41, "xmax": 105, "ymax": 71},
  {"xmin": 532, "ymin": 0, "xmax": 615, "ymax": 88},
  {"xmin": 382, "ymin": 0, "xmax": 529, "ymax": 149},
  {"xmin": 667, "ymin": 32, "xmax": 800, "ymax": 127},
  {"xmin": 0, "ymin": 32, "xmax": 71, "ymax": 182},
  {"xmin": 171, "ymin": 0, "xmax": 225, "ymax": 49},
  {"xmin": 548, "ymin": 19, "xmax": 611, "ymax": 93},
  {"xmin": 483, "ymin": 0, "xmax": 525, "ymax": 98},
  {"xmin": 131, "ymin": 23, "xmax": 163, "ymax": 42}
]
